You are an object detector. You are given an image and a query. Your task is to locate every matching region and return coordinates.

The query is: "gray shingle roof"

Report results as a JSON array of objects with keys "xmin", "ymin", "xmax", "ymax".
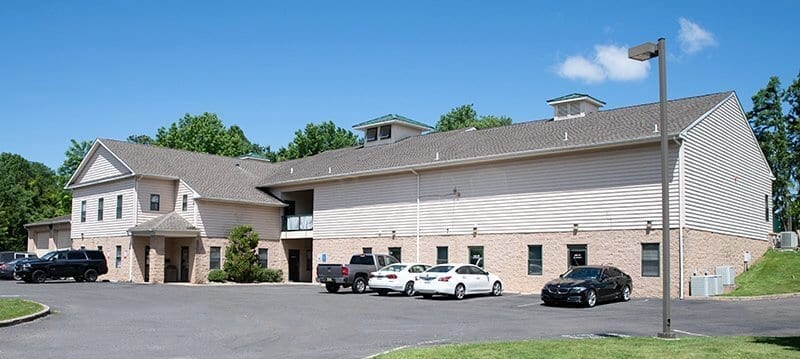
[
  {"xmin": 128, "ymin": 212, "xmax": 199, "ymax": 233},
  {"xmin": 98, "ymin": 139, "xmax": 284, "ymax": 206},
  {"xmin": 24, "ymin": 215, "xmax": 71, "ymax": 228},
  {"xmin": 260, "ymin": 92, "xmax": 733, "ymax": 187}
]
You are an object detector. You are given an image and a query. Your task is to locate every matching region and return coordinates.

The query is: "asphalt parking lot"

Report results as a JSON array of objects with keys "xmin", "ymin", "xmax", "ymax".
[{"xmin": 1, "ymin": 280, "xmax": 798, "ymax": 359}]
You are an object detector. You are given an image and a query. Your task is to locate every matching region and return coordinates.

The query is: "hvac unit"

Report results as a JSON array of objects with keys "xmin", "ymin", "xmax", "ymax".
[
  {"xmin": 780, "ymin": 231, "xmax": 798, "ymax": 248},
  {"xmin": 690, "ymin": 276, "xmax": 713, "ymax": 297},
  {"xmin": 716, "ymin": 266, "xmax": 735, "ymax": 286}
]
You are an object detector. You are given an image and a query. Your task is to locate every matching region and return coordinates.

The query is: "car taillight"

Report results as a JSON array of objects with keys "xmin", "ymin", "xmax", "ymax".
[
  {"xmin": 0, "ymin": 264, "xmax": 5, "ymax": 270},
  {"xmin": 438, "ymin": 276, "xmax": 451, "ymax": 282},
  {"xmin": 341, "ymin": 266, "xmax": 349, "ymax": 277},
  {"xmin": 386, "ymin": 274, "xmax": 397, "ymax": 279}
]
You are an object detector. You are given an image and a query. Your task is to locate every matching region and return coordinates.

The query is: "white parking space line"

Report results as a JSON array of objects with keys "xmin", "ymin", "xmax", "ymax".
[
  {"xmin": 673, "ymin": 329, "xmax": 707, "ymax": 337},
  {"xmin": 0, "ymin": 295, "xmax": 21, "ymax": 298},
  {"xmin": 516, "ymin": 302, "xmax": 538, "ymax": 308}
]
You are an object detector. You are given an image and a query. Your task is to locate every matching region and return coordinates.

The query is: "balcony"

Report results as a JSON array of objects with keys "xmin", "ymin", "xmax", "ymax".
[{"xmin": 281, "ymin": 214, "xmax": 313, "ymax": 239}]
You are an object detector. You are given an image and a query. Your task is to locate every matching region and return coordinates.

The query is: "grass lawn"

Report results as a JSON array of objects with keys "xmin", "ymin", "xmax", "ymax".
[
  {"xmin": 724, "ymin": 249, "xmax": 800, "ymax": 297},
  {"xmin": 0, "ymin": 298, "xmax": 44, "ymax": 321},
  {"xmin": 377, "ymin": 336, "xmax": 800, "ymax": 359}
]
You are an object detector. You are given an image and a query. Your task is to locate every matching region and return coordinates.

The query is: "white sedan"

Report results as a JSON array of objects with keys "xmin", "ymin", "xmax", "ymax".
[
  {"xmin": 368, "ymin": 263, "xmax": 431, "ymax": 296},
  {"xmin": 415, "ymin": 263, "xmax": 503, "ymax": 300}
]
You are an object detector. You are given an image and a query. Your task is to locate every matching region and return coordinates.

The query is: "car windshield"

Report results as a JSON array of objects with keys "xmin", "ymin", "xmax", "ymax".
[
  {"xmin": 425, "ymin": 265, "xmax": 454, "ymax": 273},
  {"xmin": 562, "ymin": 267, "xmax": 602, "ymax": 280},
  {"xmin": 380, "ymin": 264, "xmax": 407, "ymax": 272},
  {"xmin": 40, "ymin": 251, "xmax": 57, "ymax": 261}
]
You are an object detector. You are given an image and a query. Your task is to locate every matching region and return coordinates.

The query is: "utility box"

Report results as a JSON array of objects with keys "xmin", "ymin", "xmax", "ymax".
[
  {"xmin": 709, "ymin": 275, "xmax": 723, "ymax": 295},
  {"xmin": 780, "ymin": 231, "xmax": 798, "ymax": 248},
  {"xmin": 691, "ymin": 276, "xmax": 713, "ymax": 297},
  {"xmin": 716, "ymin": 266, "xmax": 735, "ymax": 286}
]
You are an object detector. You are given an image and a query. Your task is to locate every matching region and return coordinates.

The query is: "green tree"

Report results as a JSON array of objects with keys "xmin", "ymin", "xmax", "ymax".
[
  {"xmin": 784, "ymin": 72, "xmax": 800, "ymax": 229},
  {"xmin": 274, "ymin": 121, "xmax": 361, "ymax": 161},
  {"xmin": 223, "ymin": 225, "xmax": 261, "ymax": 283},
  {"xmin": 435, "ymin": 104, "xmax": 512, "ymax": 132},
  {"xmin": 748, "ymin": 77, "xmax": 794, "ymax": 231},
  {"xmin": 126, "ymin": 134, "xmax": 155, "ymax": 145},
  {"xmin": 0, "ymin": 153, "xmax": 63, "ymax": 251}
]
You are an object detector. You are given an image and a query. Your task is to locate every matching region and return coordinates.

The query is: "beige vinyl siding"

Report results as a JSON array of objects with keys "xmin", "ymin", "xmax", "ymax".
[
  {"xmin": 682, "ymin": 94, "xmax": 773, "ymax": 240},
  {"xmin": 175, "ymin": 181, "xmax": 197, "ymax": 225},
  {"xmin": 75, "ymin": 146, "xmax": 131, "ymax": 184},
  {"xmin": 313, "ymin": 144, "xmax": 680, "ymax": 238},
  {"xmin": 71, "ymin": 178, "xmax": 136, "ymax": 238},
  {"xmin": 137, "ymin": 178, "xmax": 176, "ymax": 223},
  {"xmin": 196, "ymin": 201, "xmax": 281, "ymax": 239}
]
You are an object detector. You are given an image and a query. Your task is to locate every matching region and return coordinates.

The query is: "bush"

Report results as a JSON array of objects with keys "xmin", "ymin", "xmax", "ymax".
[
  {"xmin": 208, "ymin": 269, "xmax": 228, "ymax": 282},
  {"xmin": 223, "ymin": 225, "xmax": 262, "ymax": 283},
  {"xmin": 255, "ymin": 268, "xmax": 284, "ymax": 283}
]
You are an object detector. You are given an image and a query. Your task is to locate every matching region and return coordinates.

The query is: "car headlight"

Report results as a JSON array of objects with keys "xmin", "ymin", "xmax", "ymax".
[
  {"xmin": 569, "ymin": 286, "xmax": 586, "ymax": 293},
  {"xmin": 21, "ymin": 263, "xmax": 31, "ymax": 269}
]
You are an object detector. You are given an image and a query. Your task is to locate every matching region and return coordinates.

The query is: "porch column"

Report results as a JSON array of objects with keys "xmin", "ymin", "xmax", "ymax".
[{"xmin": 149, "ymin": 235, "xmax": 165, "ymax": 283}]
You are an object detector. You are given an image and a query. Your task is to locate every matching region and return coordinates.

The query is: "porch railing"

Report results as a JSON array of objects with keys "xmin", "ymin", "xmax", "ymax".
[{"xmin": 282, "ymin": 214, "xmax": 313, "ymax": 231}]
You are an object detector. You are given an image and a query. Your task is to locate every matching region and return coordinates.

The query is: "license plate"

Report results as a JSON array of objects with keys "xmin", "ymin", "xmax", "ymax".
[
  {"xmin": 326, "ymin": 278, "xmax": 333, "ymax": 282},
  {"xmin": 423, "ymin": 280, "xmax": 431, "ymax": 284}
]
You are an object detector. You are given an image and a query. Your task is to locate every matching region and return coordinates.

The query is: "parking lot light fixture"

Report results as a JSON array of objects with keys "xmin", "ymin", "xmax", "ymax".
[{"xmin": 628, "ymin": 38, "xmax": 675, "ymax": 339}]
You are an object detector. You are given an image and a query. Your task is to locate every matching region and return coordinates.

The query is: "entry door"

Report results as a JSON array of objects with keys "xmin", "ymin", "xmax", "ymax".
[
  {"xmin": 180, "ymin": 246, "xmax": 189, "ymax": 282},
  {"xmin": 288, "ymin": 249, "xmax": 300, "ymax": 282},
  {"xmin": 144, "ymin": 246, "xmax": 150, "ymax": 282},
  {"xmin": 567, "ymin": 245, "xmax": 587, "ymax": 267}
]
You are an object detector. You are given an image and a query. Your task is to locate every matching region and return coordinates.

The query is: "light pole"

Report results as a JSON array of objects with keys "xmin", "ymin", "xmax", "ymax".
[{"xmin": 628, "ymin": 38, "xmax": 675, "ymax": 339}]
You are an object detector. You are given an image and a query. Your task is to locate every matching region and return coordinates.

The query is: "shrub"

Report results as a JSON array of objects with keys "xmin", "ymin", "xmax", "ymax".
[
  {"xmin": 223, "ymin": 225, "xmax": 262, "ymax": 283},
  {"xmin": 255, "ymin": 268, "xmax": 284, "ymax": 283},
  {"xmin": 208, "ymin": 269, "xmax": 228, "ymax": 282}
]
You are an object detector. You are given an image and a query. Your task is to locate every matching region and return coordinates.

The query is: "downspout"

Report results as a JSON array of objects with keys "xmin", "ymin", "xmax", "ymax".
[
  {"xmin": 410, "ymin": 169, "xmax": 420, "ymax": 262},
  {"xmin": 129, "ymin": 175, "xmax": 140, "ymax": 282},
  {"xmin": 675, "ymin": 138, "xmax": 686, "ymax": 299}
]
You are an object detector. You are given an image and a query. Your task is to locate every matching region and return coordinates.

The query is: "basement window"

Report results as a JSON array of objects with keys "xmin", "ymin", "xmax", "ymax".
[{"xmin": 365, "ymin": 127, "xmax": 378, "ymax": 142}]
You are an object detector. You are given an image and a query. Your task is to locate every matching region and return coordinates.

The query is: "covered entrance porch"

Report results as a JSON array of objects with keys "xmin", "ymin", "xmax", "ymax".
[
  {"xmin": 129, "ymin": 212, "xmax": 201, "ymax": 284},
  {"xmin": 281, "ymin": 238, "xmax": 313, "ymax": 282}
]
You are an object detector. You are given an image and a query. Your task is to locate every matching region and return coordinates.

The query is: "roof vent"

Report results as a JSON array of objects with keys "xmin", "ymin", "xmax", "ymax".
[{"xmin": 546, "ymin": 93, "xmax": 605, "ymax": 121}]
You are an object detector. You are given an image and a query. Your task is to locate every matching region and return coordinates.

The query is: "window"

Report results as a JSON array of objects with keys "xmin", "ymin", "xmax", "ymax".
[
  {"xmin": 436, "ymin": 246, "xmax": 448, "ymax": 264},
  {"xmin": 68, "ymin": 251, "xmax": 87, "ymax": 260},
  {"xmin": 388, "ymin": 247, "xmax": 401, "ymax": 262},
  {"xmin": 379, "ymin": 125, "xmax": 391, "ymax": 140},
  {"xmin": 528, "ymin": 245, "xmax": 543, "ymax": 275},
  {"xmin": 97, "ymin": 246, "xmax": 103, "ymax": 252},
  {"xmin": 182, "ymin": 194, "xmax": 188, "ymax": 212},
  {"xmin": 765, "ymin": 194, "xmax": 770, "ymax": 222},
  {"xmin": 377, "ymin": 256, "xmax": 386, "ymax": 267},
  {"xmin": 150, "ymin": 194, "xmax": 160, "ymax": 211},
  {"xmin": 97, "ymin": 198, "xmax": 104, "ymax": 221},
  {"xmin": 210, "ymin": 247, "xmax": 221, "ymax": 270},
  {"xmin": 642, "ymin": 243, "xmax": 660, "ymax": 277},
  {"xmin": 569, "ymin": 103, "xmax": 581, "ymax": 115},
  {"xmin": 468, "ymin": 246, "xmax": 484, "ymax": 268},
  {"xmin": 567, "ymin": 244, "xmax": 587, "ymax": 267},
  {"xmin": 362, "ymin": 247, "xmax": 372, "ymax": 254},
  {"xmin": 557, "ymin": 104, "xmax": 568, "ymax": 117},
  {"xmin": 80, "ymin": 201, "xmax": 87, "ymax": 222},
  {"xmin": 365, "ymin": 127, "xmax": 378, "ymax": 142},
  {"xmin": 115, "ymin": 246, "xmax": 122, "ymax": 268},
  {"xmin": 258, "ymin": 248, "xmax": 268, "ymax": 268},
  {"xmin": 116, "ymin": 195, "xmax": 123, "ymax": 219}
]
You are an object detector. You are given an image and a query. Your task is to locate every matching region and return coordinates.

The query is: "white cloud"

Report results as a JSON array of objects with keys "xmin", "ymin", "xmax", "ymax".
[
  {"xmin": 678, "ymin": 17, "xmax": 716, "ymax": 54},
  {"xmin": 557, "ymin": 56, "xmax": 606, "ymax": 84},
  {"xmin": 594, "ymin": 45, "xmax": 650, "ymax": 81},
  {"xmin": 556, "ymin": 45, "xmax": 650, "ymax": 84}
]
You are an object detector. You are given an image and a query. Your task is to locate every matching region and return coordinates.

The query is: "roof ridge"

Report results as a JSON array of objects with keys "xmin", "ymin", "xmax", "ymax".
[{"xmin": 99, "ymin": 138, "xmax": 269, "ymax": 165}]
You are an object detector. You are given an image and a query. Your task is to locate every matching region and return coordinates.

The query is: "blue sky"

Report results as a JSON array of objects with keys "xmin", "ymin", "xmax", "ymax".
[{"xmin": 2, "ymin": 1, "xmax": 798, "ymax": 170}]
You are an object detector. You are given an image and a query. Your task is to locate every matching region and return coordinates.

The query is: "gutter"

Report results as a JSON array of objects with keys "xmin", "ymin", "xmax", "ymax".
[
  {"xmin": 674, "ymin": 136, "xmax": 686, "ymax": 300},
  {"xmin": 129, "ymin": 175, "xmax": 140, "ymax": 282},
  {"xmin": 409, "ymin": 169, "xmax": 420, "ymax": 262}
]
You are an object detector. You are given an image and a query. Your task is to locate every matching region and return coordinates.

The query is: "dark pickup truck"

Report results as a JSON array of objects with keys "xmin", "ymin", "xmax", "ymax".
[
  {"xmin": 16, "ymin": 249, "xmax": 108, "ymax": 283},
  {"xmin": 317, "ymin": 253, "xmax": 399, "ymax": 293}
]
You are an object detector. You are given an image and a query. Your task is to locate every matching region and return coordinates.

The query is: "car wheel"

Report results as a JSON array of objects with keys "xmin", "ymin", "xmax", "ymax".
[
  {"xmin": 377, "ymin": 289, "xmax": 389, "ymax": 296},
  {"xmin": 31, "ymin": 270, "xmax": 46, "ymax": 283},
  {"xmin": 403, "ymin": 281, "xmax": 415, "ymax": 296},
  {"xmin": 325, "ymin": 283, "xmax": 340, "ymax": 293},
  {"xmin": 351, "ymin": 276, "xmax": 367, "ymax": 294},
  {"xmin": 491, "ymin": 281, "xmax": 503, "ymax": 296},
  {"xmin": 74, "ymin": 277, "xmax": 85, "ymax": 282},
  {"xmin": 83, "ymin": 269, "xmax": 98, "ymax": 282},
  {"xmin": 454, "ymin": 284, "xmax": 466, "ymax": 300},
  {"xmin": 621, "ymin": 285, "xmax": 631, "ymax": 302},
  {"xmin": 422, "ymin": 294, "xmax": 432, "ymax": 299},
  {"xmin": 584, "ymin": 289, "xmax": 597, "ymax": 308}
]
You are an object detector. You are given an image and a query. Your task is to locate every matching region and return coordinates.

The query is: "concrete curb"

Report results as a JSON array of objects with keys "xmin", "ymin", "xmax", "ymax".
[
  {"xmin": 684, "ymin": 292, "xmax": 800, "ymax": 301},
  {"xmin": 0, "ymin": 301, "xmax": 50, "ymax": 327}
]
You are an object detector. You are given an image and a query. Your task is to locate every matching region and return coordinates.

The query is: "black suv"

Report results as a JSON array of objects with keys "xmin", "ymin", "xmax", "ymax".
[
  {"xmin": 541, "ymin": 265, "xmax": 633, "ymax": 307},
  {"xmin": 16, "ymin": 249, "xmax": 108, "ymax": 283}
]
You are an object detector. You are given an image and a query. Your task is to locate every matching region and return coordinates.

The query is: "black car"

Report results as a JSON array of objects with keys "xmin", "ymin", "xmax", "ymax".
[
  {"xmin": 16, "ymin": 249, "xmax": 108, "ymax": 283},
  {"xmin": 0, "ymin": 258, "xmax": 36, "ymax": 280},
  {"xmin": 541, "ymin": 265, "xmax": 632, "ymax": 307}
]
